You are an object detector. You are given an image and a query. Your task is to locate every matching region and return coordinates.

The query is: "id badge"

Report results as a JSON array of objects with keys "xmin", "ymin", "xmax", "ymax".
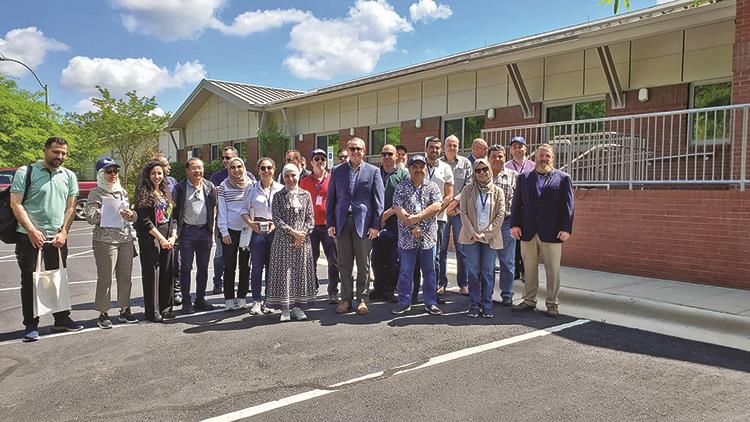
[
  {"xmin": 316, "ymin": 195, "xmax": 323, "ymax": 206},
  {"xmin": 415, "ymin": 202, "xmax": 422, "ymax": 213}
]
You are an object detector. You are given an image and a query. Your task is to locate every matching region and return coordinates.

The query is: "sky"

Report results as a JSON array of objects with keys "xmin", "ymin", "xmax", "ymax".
[{"xmin": 0, "ymin": 0, "xmax": 669, "ymax": 116}]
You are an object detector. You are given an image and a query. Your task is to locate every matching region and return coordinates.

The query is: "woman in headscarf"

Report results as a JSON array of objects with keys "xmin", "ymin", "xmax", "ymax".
[
  {"xmin": 85, "ymin": 158, "xmax": 138, "ymax": 328},
  {"xmin": 458, "ymin": 158, "xmax": 506, "ymax": 318},
  {"xmin": 134, "ymin": 160, "xmax": 177, "ymax": 322},
  {"xmin": 266, "ymin": 163, "xmax": 317, "ymax": 322},
  {"xmin": 217, "ymin": 157, "xmax": 253, "ymax": 311}
]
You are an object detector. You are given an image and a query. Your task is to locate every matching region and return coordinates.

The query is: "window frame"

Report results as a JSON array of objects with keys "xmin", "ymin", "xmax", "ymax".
[
  {"xmin": 369, "ymin": 124, "xmax": 401, "ymax": 154},
  {"xmin": 440, "ymin": 112, "xmax": 485, "ymax": 150},
  {"xmin": 542, "ymin": 96, "xmax": 606, "ymax": 124},
  {"xmin": 688, "ymin": 78, "xmax": 733, "ymax": 145},
  {"xmin": 315, "ymin": 132, "xmax": 340, "ymax": 160}
]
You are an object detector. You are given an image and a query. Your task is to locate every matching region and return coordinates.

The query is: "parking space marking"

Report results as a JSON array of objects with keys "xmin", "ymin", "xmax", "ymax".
[{"xmin": 201, "ymin": 319, "xmax": 590, "ymax": 421}]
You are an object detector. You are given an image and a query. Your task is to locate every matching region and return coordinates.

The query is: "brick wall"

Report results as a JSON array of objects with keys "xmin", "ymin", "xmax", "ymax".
[
  {"xmin": 247, "ymin": 138, "xmax": 259, "ymax": 169},
  {"xmin": 400, "ymin": 117, "xmax": 440, "ymax": 154},
  {"xmin": 485, "ymin": 103, "xmax": 542, "ymax": 130},
  {"xmin": 339, "ymin": 126, "xmax": 370, "ymax": 153},
  {"xmin": 734, "ymin": 0, "xmax": 750, "ymax": 181},
  {"xmin": 177, "ymin": 149, "xmax": 187, "ymax": 163},
  {"xmin": 563, "ymin": 189, "xmax": 750, "ymax": 289}
]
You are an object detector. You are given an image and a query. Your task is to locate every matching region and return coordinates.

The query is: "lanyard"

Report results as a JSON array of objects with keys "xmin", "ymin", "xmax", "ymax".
[
  {"xmin": 427, "ymin": 163, "xmax": 436, "ymax": 180},
  {"xmin": 313, "ymin": 172, "xmax": 327, "ymax": 193},
  {"xmin": 478, "ymin": 190, "xmax": 489, "ymax": 210},
  {"xmin": 511, "ymin": 159, "xmax": 525, "ymax": 172}
]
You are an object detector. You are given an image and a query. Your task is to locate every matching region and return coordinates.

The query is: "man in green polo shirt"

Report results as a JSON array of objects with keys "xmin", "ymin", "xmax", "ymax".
[{"xmin": 10, "ymin": 136, "xmax": 84, "ymax": 342}]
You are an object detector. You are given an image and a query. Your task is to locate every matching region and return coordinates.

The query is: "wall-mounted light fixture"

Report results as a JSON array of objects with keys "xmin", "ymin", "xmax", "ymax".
[
  {"xmin": 349, "ymin": 127, "xmax": 355, "ymax": 136},
  {"xmin": 486, "ymin": 108, "xmax": 495, "ymax": 120},
  {"xmin": 638, "ymin": 88, "xmax": 649, "ymax": 103},
  {"xmin": 415, "ymin": 118, "xmax": 422, "ymax": 129},
  {"xmin": 298, "ymin": 134, "xmax": 303, "ymax": 141}
]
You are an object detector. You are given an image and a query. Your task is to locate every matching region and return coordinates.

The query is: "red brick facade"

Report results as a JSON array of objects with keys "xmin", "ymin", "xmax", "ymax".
[
  {"xmin": 400, "ymin": 117, "xmax": 440, "ymax": 154},
  {"xmin": 563, "ymin": 189, "xmax": 750, "ymax": 289},
  {"xmin": 733, "ymin": 0, "xmax": 750, "ymax": 181}
]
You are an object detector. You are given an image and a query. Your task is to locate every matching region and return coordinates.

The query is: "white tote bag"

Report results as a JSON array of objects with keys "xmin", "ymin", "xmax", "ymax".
[{"xmin": 33, "ymin": 247, "xmax": 72, "ymax": 317}]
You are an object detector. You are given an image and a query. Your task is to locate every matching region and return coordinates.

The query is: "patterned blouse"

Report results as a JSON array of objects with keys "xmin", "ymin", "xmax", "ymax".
[
  {"xmin": 84, "ymin": 187, "xmax": 136, "ymax": 244},
  {"xmin": 392, "ymin": 179, "xmax": 442, "ymax": 250}
]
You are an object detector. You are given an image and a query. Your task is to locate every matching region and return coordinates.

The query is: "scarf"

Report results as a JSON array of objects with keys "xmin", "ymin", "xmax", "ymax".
[
  {"xmin": 225, "ymin": 157, "xmax": 251, "ymax": 190},
  {"xmin": 96, "ymin": 168, "xmax": 125, "ymax": 194},
  {"xmin": 282, "ymin": 163, "xmax": 302, "ymax": 210},
  {"xmin": 472, "ymin": 158, "xmax": 493, "ymax": 194}
]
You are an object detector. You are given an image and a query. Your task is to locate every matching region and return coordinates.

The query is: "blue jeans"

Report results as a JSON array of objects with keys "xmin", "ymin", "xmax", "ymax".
[
  {"xmin": 441, "ymin": 214, "xmax": 467, "ymax": 288},
  {"xmin": 399, "ymin": 246, "xmax": 437, "ymax": 306},
  {"xmin": 179, "ymin": 225, "xmax": 212, "ymax": 304},
  {"xmin": 497, "ymin": 220, "xmax": 516, "ymax": 300},
  {"xmin": 413, "ymin": 221, "xmax": 446, "ymax": 297},
  {"xmin": 250, "ymin": 231, "xmax": 274, "ymax": 301},
  {"xmin": 310, "ymin": 225, "xmax": 340, "ymax": 295},
  {"xmin": 464, "ymin": 241, "xmax": 497, "ymax": 314}
]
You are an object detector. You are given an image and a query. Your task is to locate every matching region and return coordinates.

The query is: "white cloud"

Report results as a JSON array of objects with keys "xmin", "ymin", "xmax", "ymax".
[
  {"xmin": 0, "ymin": 27, "xmax": 68, "ymax": 77},
  {"xmin": 73, "ymin": 98, "xmax": 97, "ymax": 113},
  {"xmin": 213, "ymin": 9, "xmax": 311, "ymax": 36},
  {"xmin": 112, "ymin": 0, "xmax": 225, "ymax": 41},
  {"xmin": 60, "ymin": 56, "xmax": 207, "ymax": 98},
  {"xmin": 409, "ymin": 0, "xmax": 452, "ymax": 23},
  {"xmin": 149, "ymin": 107, "xmax": 166, "ymax": 116},
  {"xmin": 284, "ymin": 0, "xmax": 412, "ymax": 80}
]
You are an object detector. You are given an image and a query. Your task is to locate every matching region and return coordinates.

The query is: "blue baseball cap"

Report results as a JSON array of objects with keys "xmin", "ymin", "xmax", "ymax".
[
  {"xmin": 407, "ymin": 155, "xmax": 427, "ymax": 167},
  {"xmin": 509, "ymin": 136, "xmax": 526, "ymax": 146},
  {"xmin": 95, "ymin": 157, "xmax": 120, "ymax": 172}
]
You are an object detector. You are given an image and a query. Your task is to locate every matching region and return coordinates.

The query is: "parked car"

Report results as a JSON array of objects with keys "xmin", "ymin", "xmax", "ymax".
[{"xmin": 0, "ymin": 168, "xmax": 96, "ymax": 220}]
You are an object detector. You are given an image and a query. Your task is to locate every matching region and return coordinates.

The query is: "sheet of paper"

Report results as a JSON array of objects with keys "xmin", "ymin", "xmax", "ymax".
[{"xmin": 100, "ymin": 197, "xmax": 126, "ymax": 228}]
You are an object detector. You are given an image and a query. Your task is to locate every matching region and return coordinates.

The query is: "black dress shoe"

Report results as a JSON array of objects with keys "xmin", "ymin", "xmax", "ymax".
[
  {"xmin": 149, "ymin": 314, "xmax": 163, "ymax": 323},
  {"xmin": 211, "ymin": 287, "xmax": 223, "ymax": 295},
  {"xmin": 437, "ymin": 297, "xmax": 447, "ymax": 304},
  {"xmin": 500, "ymin": 297, "xmax": 513, "ymax": 307},
  {"xmin": 162, "ymin": 311, "xmax": 176, "ymax": 319},
  {"xmin": 194, "ymin": 299, "xmax": 216, "ymax": 311}
]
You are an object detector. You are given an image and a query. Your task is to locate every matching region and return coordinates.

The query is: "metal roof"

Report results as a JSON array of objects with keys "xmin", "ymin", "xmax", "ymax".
[{"xmin": 206, "ymin": 79, "xmax": 303, "ymax": 105}]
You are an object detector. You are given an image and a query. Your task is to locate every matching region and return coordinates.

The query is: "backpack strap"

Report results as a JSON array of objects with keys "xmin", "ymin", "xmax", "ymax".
[{"xmin": 21, "ymin": 163, "xmax": 33, "ymax": 204}]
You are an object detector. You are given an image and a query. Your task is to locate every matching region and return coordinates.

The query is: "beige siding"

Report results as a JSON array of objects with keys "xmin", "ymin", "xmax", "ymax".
[
  {"xmin": 293, "ymin": 105, "xmax": 309, "ymax": 135},
  {"xmin": 308, "ymin": 102, "xmax": 324, "ymax": 133},
  {"xmin": 184, "ymin": 94, "xmax": 257, "ymax": 147},
  {"xmin": 448, "ymin": 71, "xmax": 476, "ymax": 114},
  {"xmin": 324, "ymin": 99, "xmax": 340, "ymax": 131},
  {"xmin": 340, "ymin": 96, "xmax": 358, "ymax": 129},
  {"xmin": 631, "ymin": 31, "xmax": 683, "ymax": 88},
  {"xmin": 358, "ymin": 92, "xmax": 377, "ymax": 126},
  {"xmin": 422, "ymin": 77, "xmax": 447, "ymax": 118},
  {"xmin": 545, "ymin": 51, "xmax": 584, "ymax": 101},
  {"xmin": 584, "ymin": 42, "xmax": 631, "ymax": 95},
  {"xmin": 683, "ymin": 21, "xmax": 733, "ymax": 81},
  {"xmin": 476, "ymin": 66, "xmax": 508, "ymax": 109},
  {"xmin": 377, "ymin": 87, "xmax": 398, "ymax": 124},
  {"xmin": 508, "ymin": 58, "xmax": 544, "ymax": 105},
  {"xmin": 399, "ymin": 83, "xmax": 421, "ymax": 121}
]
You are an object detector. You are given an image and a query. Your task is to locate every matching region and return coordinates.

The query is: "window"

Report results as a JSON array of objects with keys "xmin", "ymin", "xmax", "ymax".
[
  {"xmin": 190, "ymin": 147, "xmax": 203, "ymax": 159},
  {"xmin": 442, "ymin": 115, "xmax": 484, "ymax": 149},
  {"xmin": 691, "ymin": 81, "xmax": 732, "ymax": 143},
  {"xmin": 210, "ymin": 144, "xmax": 221, "ymax": 161},
  {"xmin": 233, "ymin": 141, "xmax": 247, "ymax": 161},
  {"xmin": 316, "ymin": 133, "xmax": 340, "ymax": 159},
  {"xmin": 370, "ymin": 126, "xmax": 401, "ymax": 153},
  {"xmin": 545, "ymin": 99, "xmax": 605, "ymax": 140}
]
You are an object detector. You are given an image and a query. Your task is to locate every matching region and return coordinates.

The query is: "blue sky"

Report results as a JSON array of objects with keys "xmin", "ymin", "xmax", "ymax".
[{"xmin": 0, "ymin": 0, "xmax": 665, "ymax": 115}]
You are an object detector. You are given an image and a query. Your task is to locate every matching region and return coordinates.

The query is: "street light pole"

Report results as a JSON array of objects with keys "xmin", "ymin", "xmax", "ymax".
[{"xmin": 0, "ymin": 53, "xmax": 49, "ymax": 108}]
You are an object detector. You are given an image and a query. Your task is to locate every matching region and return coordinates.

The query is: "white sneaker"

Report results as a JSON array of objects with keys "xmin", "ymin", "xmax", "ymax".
[
  {"xmin": 225, "ymin": 299, "xmax": 234, "ymax": 311},
  {"xmin": 237, "ymin": 298, "xmax": 248, "ymax": 309},
  {"xmin": 280, "ymin": 310, "xmax": 291, "ymax": 322},
  {"xmin": 249, "ymin": 300, "xmax": 262, "ymax": 315},
  {"xmin": 291, "ymin": 307, "xmax": 307, "ymax": 321},
  {"xmin": 261, "ymin": 302, "xmax": 273, "ymax": 314}
]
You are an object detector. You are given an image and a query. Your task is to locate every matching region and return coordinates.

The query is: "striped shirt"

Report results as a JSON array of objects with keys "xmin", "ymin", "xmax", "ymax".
[
  {"xmin": 493, "ymin": 168, "xmax": 518, "ymax": 218},
  {"xmin": 217, "ymin": 181, "xmax": 250, "ymax": 235}
]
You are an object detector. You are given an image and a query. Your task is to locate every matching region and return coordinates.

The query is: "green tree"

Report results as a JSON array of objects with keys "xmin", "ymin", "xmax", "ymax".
[
  {"xmin": 602, "ymin": 0, "xmax": 703, "ymax": 14},
  {"xmin": 0, "ymin": 75, "xmax": 97, "ymax": 176},
  {"xmin": 77, "ymin": 87, "xmax": 169, "ymax": 192},
  {"xmin": 258, "ymin": 119, "xmax": 291, "ymax": 174}
]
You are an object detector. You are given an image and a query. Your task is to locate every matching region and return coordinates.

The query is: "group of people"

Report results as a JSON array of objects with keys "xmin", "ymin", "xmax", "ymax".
[{"xmin": 8, "ymin": 133, "xmax": 574, "ymax": 342}]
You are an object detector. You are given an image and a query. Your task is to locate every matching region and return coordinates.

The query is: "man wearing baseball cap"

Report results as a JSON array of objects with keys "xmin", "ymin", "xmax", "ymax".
[
  {"xmin": 505, "ymin": 136, "xmax": 535, "ymax": 174},
  {"xmin": 299, "ymin": 149, "xmax": 340, "ymax": 304}
]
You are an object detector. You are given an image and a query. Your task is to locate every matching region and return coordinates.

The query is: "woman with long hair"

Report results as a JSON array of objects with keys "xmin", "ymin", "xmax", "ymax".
[
  {"xmin": 458, "ymin": 158, "xmax": 506, "ymax": 318},
  {"xmin": 134, "ymin": 160, "xmax": 177, "ymax": 322},
  {"xmin": 85, "ymin": 158, "xmax": 138, "ymax": 328},
  {"xmin": 241, "ymin": 157, "xmax": 283, "ymax": 315},
  {"xmin": 217, "ymin": 157, "xmax": 253, "ymax": 311}
]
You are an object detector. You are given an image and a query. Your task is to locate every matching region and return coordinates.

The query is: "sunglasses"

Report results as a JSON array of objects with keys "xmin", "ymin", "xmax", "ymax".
[
  {"xmin": 348, "ymin": 147, "xmax": 363, "ymax": 152},
  {"xmin": 285, "ymin": 158, "xmax": 296, "ymax": 163},
  {"xmin": 338, "ymin": 156, "xmax": 348, "ymax": 160},
  {"xmin": 104, "ymin": 168, "xmax": 119, "ymax": 175},
  {"xmin": 475, "ymin": 167, "xmax": 490, "ymax": 174},
  {"xmin": 313, "ymin": 156, "xmax": 326, "ymax": 162},
  {"xmin": 222, "ymin": 156, "xmax": 233, "ymax": 160},
  {"xmin": 259, "ymin": 166, "xmax": 274, "ymax": 171},
  {"xmin": 381, "ymin": 152, "xmax": 394, "ymax": 157}
]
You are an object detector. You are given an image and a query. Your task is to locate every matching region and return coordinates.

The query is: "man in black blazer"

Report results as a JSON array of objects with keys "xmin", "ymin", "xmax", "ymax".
[{"xmin": 509, "ymin": 144, "xmax": 574, "ymax": 317}]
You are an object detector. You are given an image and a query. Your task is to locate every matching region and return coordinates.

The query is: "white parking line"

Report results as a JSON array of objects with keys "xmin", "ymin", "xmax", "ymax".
[{"xmin": 201, "ymin": 319, "xmax": 590, "ymax": 422}]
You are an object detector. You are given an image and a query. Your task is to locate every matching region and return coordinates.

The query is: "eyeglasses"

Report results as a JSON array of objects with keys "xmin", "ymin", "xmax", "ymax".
[
  {"xmin": 222, "ymin": 156, "xmax": 233, "ymax": 160},
  {"xmin": 259, "ymin": 166, "xmax": 274, "ymax": 171},
  {"xmin": 381, "ymin": 152, "xmax": 394, "ymax": 157},
  {"xmin": 348, "ymin": 147, "xmax": 363, "ymax": 152},
  {"xmin": 475, "ymin": 167, "xmax": 490, "ymax": 174},
  {"xmin": 313, "ymin": 156, "xmax": 326, "ymax": 162},
  {"xmin": 338, "ymin": 155, "xmax": 348, "ymax": 160},
  {"xmin": 104, "ymin": 168, "xmax": 119, "ymax": 175}
]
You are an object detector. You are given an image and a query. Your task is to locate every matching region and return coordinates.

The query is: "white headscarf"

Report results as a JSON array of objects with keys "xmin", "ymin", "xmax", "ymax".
[
  {"xmin": 282, "ymin": 163, "xmax": 302, "ymax": 210},
  {"xmin": 96, "ymin": 168, "xmax": 124, "ymax": 194}
]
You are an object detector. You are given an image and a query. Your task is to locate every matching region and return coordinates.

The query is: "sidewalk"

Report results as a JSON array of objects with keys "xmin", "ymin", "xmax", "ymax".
[{"xmin": 443, "ymin": 253, "xmax": 750, "ymax": 351}]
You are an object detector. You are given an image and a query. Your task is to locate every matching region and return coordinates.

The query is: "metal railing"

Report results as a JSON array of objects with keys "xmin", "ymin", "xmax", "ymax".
[{"xmin": 478, "ymin": 104, "xmax": 749, "ymax": 190}]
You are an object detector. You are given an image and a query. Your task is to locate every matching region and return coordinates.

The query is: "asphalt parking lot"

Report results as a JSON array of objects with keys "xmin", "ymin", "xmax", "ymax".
[{"xmin": 0, "ymin": 222, "xmax": 748, "ymax": 421}]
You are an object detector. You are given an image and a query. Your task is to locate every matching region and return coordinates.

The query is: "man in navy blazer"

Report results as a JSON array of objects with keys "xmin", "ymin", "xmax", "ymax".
[
  {"xmin": 509, "ymin": 143, "xmax": 573, "ymax": 317},
  {"xmin": 326, "ymin": 137, "xmax": 385, "ymax": 315}
]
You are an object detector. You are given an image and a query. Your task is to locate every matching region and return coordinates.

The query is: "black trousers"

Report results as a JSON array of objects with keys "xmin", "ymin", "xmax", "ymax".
[
  {"xmin": 15, "ymin": 234, "xmax": 70, "ymax": 329},
  {"xmin": 222, "ymin": 229, "xmax": 250, "ymax": 300},
  {"xmin": 138, "ymin": 224, "xmax": 174, "ymax": 320},
  {"xmin": 371, "ymin": 225, "xmax": 399, "ymax": 297}
]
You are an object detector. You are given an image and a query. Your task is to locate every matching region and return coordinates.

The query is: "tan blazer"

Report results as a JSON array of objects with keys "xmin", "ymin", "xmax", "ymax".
[{"xmin": 458, "ymin": 183, "xmax": 506, "ymax": 250}]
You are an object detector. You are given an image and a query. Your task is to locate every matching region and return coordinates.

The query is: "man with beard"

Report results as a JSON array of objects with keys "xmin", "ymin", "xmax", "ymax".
[
  {"xmin": 488, "ymin": 145, "xmax": 518, "ymax": 306},
  {"xmin": 10, "ymin": 137, "xmax": 84, "ymax": 341},
  {"xmin": 510, "ymin": 144, "xmax": 573, "ymax": 317}
]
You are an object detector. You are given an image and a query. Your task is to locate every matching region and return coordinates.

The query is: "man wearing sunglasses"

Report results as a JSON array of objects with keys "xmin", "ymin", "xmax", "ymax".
[
  {"xmin": 299, "ymin": 149, "xmax": 340, "ymax": 304},
  {"xmin": 488, "ymin": 144, "xmax": 518, "ymax": 306},
  {"xmin": 441, "ymin": 135, "xmax": 472, "ymax": 295},
  {"xmin": 209, "ymin": 146, "xmax": 256, "ymax": 295},
  {"xmin": 326, "ymin": 137, "xmax": 384, "ymax": 315},
  {"xmin": 370, "ymin": 144, "xmax": 409, "ymax": 303},
  {"xmin": 277, "ymin": 149, "xmax": 311, "ymax": 182}
]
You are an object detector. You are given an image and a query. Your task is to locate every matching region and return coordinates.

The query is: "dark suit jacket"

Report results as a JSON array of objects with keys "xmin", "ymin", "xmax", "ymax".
[
  {"xmin": 172, "ymin": 179, "xmax": 217, "ymax": 238},
  {"xmin": 326, "ymin": 161, "xmax": 384, "ymax": 239},
  {"xmin": 509, "ymin": 169, "xmax": 574, "ymax": 243}
]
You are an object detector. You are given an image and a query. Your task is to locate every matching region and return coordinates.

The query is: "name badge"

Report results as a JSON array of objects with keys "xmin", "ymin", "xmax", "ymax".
[{"xmin": 316, "ymin": 195, "xmax": 323, "ymax": 206}]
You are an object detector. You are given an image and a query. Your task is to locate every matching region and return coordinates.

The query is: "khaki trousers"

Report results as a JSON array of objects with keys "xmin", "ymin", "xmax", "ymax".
[
  {"xmin": 93, "ymin": 240, "xmax": 134, "ymax": 313},
  {"xmin": 520, "ymin": 234, "xmax": 562, "ymax": 307}
]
